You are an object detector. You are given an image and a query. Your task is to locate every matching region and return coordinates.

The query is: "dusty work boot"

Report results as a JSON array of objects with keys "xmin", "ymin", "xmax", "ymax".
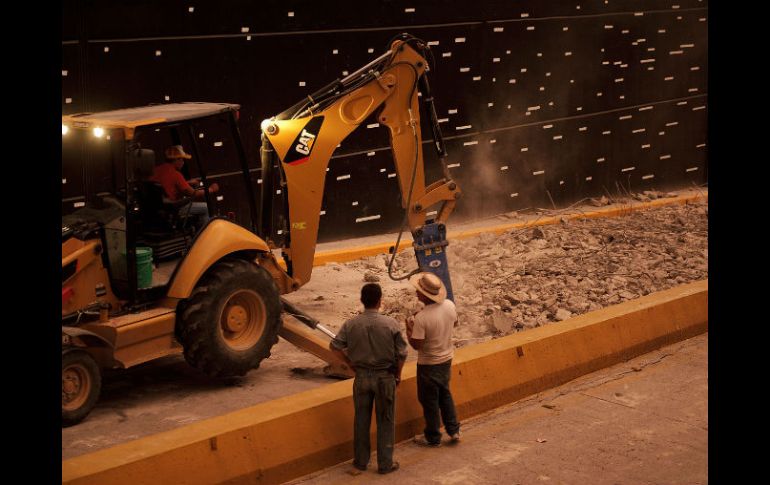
[
  {"xmin": 449, "ymin": 431, "xmax": 461, "ymax": 443},
  {"xmin": 378, "ymin": 462, "xmax": 400, "ymax": 474},
  {"xmin": 413, "ymin": 436, "xmax": 441, "ymax": 447},
  {"xmin": 347, "ymin": 463, "xmax": 367, "ymax": 476}
]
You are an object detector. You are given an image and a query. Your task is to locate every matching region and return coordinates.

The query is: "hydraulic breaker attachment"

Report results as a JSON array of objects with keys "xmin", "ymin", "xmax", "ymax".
[{"xmin": 412, "ymin": 221, "xmax": 455, "ymax": 302}]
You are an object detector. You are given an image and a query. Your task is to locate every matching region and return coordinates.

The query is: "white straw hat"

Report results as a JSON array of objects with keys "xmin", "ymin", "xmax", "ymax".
[
  {"xmin": 165, "ymin": 145, "xmax": 192, "ymax": 160},
  {"xmin": 409, "ymin": 272, "xmax": 447, "ymax": 303}
]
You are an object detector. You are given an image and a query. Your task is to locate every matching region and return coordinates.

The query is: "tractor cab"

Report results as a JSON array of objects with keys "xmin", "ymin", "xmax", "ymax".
[{"xmin": 62, "ymin": 102, "xmax": 256, "ymax": 311}]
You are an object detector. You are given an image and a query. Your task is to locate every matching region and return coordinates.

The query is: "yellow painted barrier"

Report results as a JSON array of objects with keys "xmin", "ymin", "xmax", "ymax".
[
  {"xmin": 312, "ymin": 191, "xmax": 707, "ymax": 266},
  {"xmin": 63, "ymin": 279, "xmax": 708, "ymax": 485}
]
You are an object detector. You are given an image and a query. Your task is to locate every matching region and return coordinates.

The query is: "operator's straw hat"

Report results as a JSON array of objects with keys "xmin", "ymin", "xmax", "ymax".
[
  {"xmin": 165, "ymin": 145, "xmax": 192, "ymax": 160},
  {"xmin": 409, "ymin": 272, "xmax": 447, "ymax": 303}
]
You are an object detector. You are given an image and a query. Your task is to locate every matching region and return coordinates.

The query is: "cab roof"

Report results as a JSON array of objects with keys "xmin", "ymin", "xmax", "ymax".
[{"xmin": 62, "ymin": 102, "xmax": 240, "ymax": 139}]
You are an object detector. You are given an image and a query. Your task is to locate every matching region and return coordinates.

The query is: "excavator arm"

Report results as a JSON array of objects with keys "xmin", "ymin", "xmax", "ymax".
[
  {"xmin": 260, "ymin": 34, "xmax": 461, "ymax": 377},
  {"xmin": 260, "ymin": 33, "xmax": 461, "ymax": 290}
]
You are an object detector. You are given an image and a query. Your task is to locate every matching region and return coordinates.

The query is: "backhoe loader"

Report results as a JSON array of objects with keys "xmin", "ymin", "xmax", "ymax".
[{"xmin": 61, "ymin": 33, "xmax": 461, "ymax": 426}]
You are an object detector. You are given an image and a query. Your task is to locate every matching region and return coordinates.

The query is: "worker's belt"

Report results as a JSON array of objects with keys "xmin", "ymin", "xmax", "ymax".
[{"xmin": 355, "ymin": 368, "xmax": 395, "ymax": 376}]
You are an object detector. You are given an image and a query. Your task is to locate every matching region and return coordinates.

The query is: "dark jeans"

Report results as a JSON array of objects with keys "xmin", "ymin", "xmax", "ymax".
[
  {"xmin": 180, "ymin": 201, "xmax": 210, "ymax": 229},
  {"xmin": 353, "ymin": 369, "xmax": 396, "ymax": 471},
  {"xmin": 417, "ymin": 360, "xmax": 460, "ymax": 444}
]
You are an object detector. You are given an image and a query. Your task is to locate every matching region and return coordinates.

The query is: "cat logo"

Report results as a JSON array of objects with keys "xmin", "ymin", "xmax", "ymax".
[
  {"xmin": 291, "ymin": 221, "xmax": 307, "ymax": 230},
  {"xmin": 284, "ymin": 116, "xmax": 324, "ymax": 166},
  {"xmin": 295, "ymin": 129, "xmax": 316, "ymax": 156}
]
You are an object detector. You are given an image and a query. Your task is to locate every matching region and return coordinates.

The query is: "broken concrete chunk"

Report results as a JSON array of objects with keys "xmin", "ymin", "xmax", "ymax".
[
  {"xmin": 491, "ymin": 310, "xmax": 514, "ymax": 334},
  {"xmin": 363, "ymin": 271, "xmax": 380, "ymax": 282},
  {"xmin": 506, "ymin": 291, "xmax": 530, "ymax": 305},
  {"xmin": 554, "ymin": 308, "xmax": 572, "ymax": 321},
  {"xmin": 528, "ymin": 239, "xmax": 548, "ymax": 250},
  {"xmin": 618, "ymin": 290, "xmax": 637, "ymax": 300},
  {"xmin": 567, "ymin": 296, "xmax": 590, "ymax": 312}
]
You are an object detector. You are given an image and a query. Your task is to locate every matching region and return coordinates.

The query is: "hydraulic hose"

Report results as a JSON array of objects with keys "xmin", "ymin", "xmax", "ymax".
[{"xmin": 387, "ymin": 124, "xmax": 423, "ymax": 282}]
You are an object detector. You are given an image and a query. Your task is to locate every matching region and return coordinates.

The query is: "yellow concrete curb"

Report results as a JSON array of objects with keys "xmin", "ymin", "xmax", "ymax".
[
  {"xmin": 313, "ymin": 191, "xmax": 707, "ymax": 266},
  {"xmin": 62, "ymin": 279, "xmax": 708, "ymax": 485}
]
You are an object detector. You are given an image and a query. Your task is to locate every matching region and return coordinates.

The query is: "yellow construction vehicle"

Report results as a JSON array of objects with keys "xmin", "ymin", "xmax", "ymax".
[{"xmin": 61, "ymin": 33, "xmax": 461, "ymax": 426}]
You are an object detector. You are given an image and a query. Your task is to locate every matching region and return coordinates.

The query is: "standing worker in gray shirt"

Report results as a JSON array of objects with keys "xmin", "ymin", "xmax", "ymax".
[
  {"xmin": 330, "ymin": 283, "xmax": 407, "ymax": 475},
  {"xmin": 406, "ymin": 272, "xmax": 461, "ymax": 447}
]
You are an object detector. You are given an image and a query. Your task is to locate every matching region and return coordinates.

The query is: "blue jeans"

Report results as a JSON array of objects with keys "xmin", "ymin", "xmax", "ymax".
[
  {"xmin": 353, "ymin": 369, "xmax": 396, "ymax": 471},
  {"xmin": 417, "ymin": 360, "xmax": 460, "ymax": 444},
  {"xmin": 181, "ymin": 201, "xmax": 210, "ymax": 227}
]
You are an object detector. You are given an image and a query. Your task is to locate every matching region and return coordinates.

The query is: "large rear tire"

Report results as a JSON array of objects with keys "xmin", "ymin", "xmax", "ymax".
[
  {"xmin": 176, "ymin": 258, "xmax": 282, "ymax": 378},
  {"xmin": 62, "ymin": 350, "xmax": 101, "ymax": 427}
]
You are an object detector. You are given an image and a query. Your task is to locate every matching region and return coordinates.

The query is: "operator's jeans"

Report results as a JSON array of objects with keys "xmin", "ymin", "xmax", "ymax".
[
  {"xmin": 353, "ymin": 369, "xmax": 396, "ymax": 471},
  {"xmin": 181, "ymin": 201, "xmax": 210, "ymax": 228},
  {"xmin": 417, "ymin": 360, "xmax": 460, "ymax": 444}
]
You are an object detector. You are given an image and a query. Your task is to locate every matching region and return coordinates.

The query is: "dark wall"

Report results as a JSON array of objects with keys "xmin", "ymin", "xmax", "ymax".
[{"xmin": 62, "ymin": 0, "xmax": 708, "ymax": 242}]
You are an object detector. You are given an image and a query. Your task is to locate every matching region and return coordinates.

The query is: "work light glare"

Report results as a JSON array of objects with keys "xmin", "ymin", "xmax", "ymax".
[
  {"xmin": 93, "ymin": 127, "xmax": 105, "ymax": 138},
  {"xmin": 62, "ymin": 124, "xmax": 69, "ymax": 135}
]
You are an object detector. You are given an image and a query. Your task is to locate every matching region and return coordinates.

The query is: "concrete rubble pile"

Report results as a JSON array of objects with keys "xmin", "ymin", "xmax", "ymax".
[{"xmin": 345, "ymin": 199, "xmax": 708, "ymax": 348}]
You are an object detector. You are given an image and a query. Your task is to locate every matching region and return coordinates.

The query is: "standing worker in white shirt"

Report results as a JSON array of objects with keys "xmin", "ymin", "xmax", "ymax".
[{"xmin": 405, "ymin": 272, "xmax": 461, "ymax": 447}]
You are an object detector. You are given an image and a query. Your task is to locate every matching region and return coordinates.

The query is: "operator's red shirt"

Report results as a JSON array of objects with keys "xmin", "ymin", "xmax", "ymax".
[{"xmin": 150, "ymin": 163, "xmax": 192, "ymax": 201}]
